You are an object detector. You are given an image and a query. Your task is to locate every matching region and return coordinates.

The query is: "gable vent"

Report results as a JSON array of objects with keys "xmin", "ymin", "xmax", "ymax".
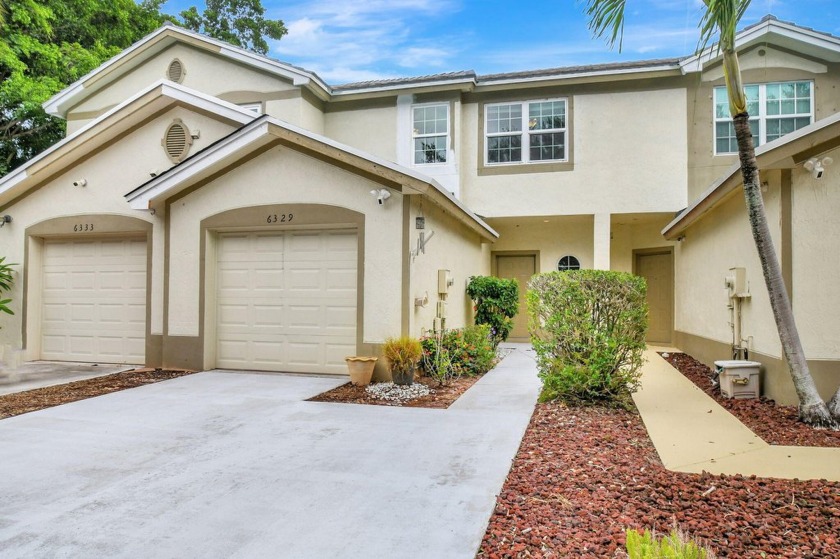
[
  {"xmin": 162, "ymin": 119, "xmax": 193, "ymax": 163},
  {"xmin": 167, "ymin": 59, "xmax": 185, "ymax": 83}
]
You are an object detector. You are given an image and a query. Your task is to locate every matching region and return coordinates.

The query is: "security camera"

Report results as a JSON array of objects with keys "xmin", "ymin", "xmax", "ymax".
[
  {"xmin": 73, "ymin": 179, "xmax": 87, "ymax": 187},
  {"xmin": 370, "ymin": 188, "xmax": 391, "ymax": 205},
  {"xmin": 804, "ymin": 156, "xmax": 833, "ymax": 180}
]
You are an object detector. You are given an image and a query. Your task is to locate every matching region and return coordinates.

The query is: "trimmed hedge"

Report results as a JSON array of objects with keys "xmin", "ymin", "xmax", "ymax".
[{"xmin": 527, "ymin": 269, "xmax": 647, "ymax": 408}]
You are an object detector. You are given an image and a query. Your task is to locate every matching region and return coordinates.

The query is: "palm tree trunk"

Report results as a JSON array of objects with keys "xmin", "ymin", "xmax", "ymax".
[
  {"xmin": 829, "ymin": 387, "xmax": 840, "ymax": 418},
  {"xmin": 732, "ymin": 114, "xmax": 836, "ymax": 428}
]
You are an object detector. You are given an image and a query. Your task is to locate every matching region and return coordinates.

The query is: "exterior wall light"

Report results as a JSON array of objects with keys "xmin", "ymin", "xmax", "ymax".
[
  {"xmin": 370, "ymin": 188, "xmax": 391, "ymax": 205},
  {"xmin": 0, "ymin": 215, "xmax": 11, "ymax": 228},
  {"xmin": 803, "ymin": 156, "xmax": 833, "ymax": 180}
]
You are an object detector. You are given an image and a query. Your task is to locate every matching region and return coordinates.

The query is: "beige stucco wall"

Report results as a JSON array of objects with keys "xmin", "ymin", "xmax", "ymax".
[
  {"xmin": 0, "ymin": 106, "xmax": 238, "ymax": 357},
  {"xmin": 674, "ymin": 171, "xmax": 784, "ymax": 359},
  {"xmin": 323, "ymin": 102, "xmax": 398, "ymax": 162},
  {"xmin": 487, "ymin": 215, "xmax": 594, "ymax": 274},
  {"xmin": 459, "ymin": 88, "xmax": 688, "ymax": 218},
  {"xmin": 791, "ymin": 144, "xmax": 840, "ymax": 359},
  {"xmin": 610, "ymin": 214, "xmax": 676, "ymax": 272},
  {"xmin": 166, "ymin": 146, "xmax": 404, "ymax": 353},
  {"xmin": 686, "ymin": 59, "xmax": 840, "ymax": 201},
  {"xmin": 407, "ymin": 198, "xmax": 490, "ymax": 337},
  {"xmin": 66, "ymin": 44, "xmax": 297, "ymax": 130}
]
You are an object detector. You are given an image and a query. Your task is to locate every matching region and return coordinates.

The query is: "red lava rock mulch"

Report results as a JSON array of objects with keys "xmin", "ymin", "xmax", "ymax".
[
  {"xmin": 662, "ymin": 352, "xmax": 840, "ymax": 448},
  {"xmin": 478, "ymin": 403, "xmax": 840, "ymax": 558},
  {"xmin": 0, "ymin": 369, "xmax": 196, "ymax": 420},
  {"xmin": 307, "ymin": 374, "xmax": 480, "ymax": 408}
]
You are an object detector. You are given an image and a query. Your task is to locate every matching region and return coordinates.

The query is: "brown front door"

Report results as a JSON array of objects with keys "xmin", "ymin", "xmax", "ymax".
[
  {"xmin": 635, "ymin": 249, "xmax": 674, "ymax": 344},
  {"xmin": 495, "ymin": 254, "xmax": 537, "ymax": 342}
]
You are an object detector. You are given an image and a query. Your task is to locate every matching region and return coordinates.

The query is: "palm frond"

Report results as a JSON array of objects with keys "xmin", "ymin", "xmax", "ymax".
[{"xmin": 583, "ymin": 0, "xmax": 627, "ymax": 51}]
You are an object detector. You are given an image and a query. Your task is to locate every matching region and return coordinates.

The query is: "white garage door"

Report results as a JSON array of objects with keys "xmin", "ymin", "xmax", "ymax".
[
  {"xmin": 41, "ymin": 238, "xmax": 147, "ymax": 363},
  {"xmin": 216, "ymin": 230, "xmax": 357, "ymax": 374}
]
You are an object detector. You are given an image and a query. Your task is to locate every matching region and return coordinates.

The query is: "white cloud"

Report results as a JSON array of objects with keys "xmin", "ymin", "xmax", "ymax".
[{"xmin": 268, "ymin": 0, "xmax": 462, "ymax": 83}]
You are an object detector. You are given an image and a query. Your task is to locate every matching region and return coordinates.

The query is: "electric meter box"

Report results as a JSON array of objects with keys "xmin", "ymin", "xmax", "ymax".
[{"xmin": 714, "ymin": 360, "xmax": 761, "ymax": 399}]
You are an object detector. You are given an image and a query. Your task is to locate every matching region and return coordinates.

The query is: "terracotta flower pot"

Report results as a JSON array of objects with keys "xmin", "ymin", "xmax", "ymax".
[{"xmin": 345, "ymin": 356, "xmax": 377, "ymax": 386}]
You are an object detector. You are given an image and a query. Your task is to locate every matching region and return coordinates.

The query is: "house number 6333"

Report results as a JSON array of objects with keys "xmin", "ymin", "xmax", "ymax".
[
  {"xmin": 266, "ymin": 213, "xmax": 293, "ymax": 223},
  {"xmin": 73, "ymin": 223, "xmax": 94, "ymax": 232}
]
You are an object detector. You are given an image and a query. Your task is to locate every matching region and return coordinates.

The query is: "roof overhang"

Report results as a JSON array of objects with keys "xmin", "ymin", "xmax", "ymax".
[
  {"xmin": 43, "ymin": 24, "xmax": 332, "ymax": 118},
  {"xmin": 1, "ymin": 81, "xmax": 257, "ymax": 210},
  {"xmin": 125, "ymin": 115, "xmax": 498, "ymax": 241},
  {"xmin": 663, "ymin": 111, "xmax": 840, "ymax": 239},
  {"xmin": 681, "ymin": 16, "xmax": 840, "ymax": 74}
]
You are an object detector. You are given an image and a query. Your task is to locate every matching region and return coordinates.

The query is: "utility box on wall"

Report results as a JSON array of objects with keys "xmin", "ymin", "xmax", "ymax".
[
  {"xmin": 715, "ymin": 360, "xmax": 761, "ymax": 399},
  {"xmin": 438, "ymin": 269, "xmax": 452, "ymax": 295}
]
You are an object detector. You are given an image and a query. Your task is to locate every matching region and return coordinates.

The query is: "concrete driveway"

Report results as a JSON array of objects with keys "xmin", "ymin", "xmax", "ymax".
[{"xmin": 0, "ymin": 346, "xmax": 540, "ymax": 559}]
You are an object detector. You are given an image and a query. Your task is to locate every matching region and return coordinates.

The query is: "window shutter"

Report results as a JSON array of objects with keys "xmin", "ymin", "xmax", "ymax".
[
  {"xmin": 167, "ymin": 59, "xmax": 185, "ymax": 83},
  {"xmin": 162, "ymin": 119, "xmax": 193, "ymax": 163}
]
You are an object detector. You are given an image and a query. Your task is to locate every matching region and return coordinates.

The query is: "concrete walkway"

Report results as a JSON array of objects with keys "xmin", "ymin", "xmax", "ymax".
[
  {"xmin": 634, "ymin": 348, "xmax": 840, "ymax": 482},
  {"xmin": 0, "ymin": 362, "xmax": 135, "ymax": 396},
  {"xmin": 0, "ymin": 345, "xmax": 541, "ymax": 559}
]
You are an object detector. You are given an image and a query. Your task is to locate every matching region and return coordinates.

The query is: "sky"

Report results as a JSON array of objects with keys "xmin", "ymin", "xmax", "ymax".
[{"xmin": 160, "ymin": 1, "xmax": 840, "ymax": 85}]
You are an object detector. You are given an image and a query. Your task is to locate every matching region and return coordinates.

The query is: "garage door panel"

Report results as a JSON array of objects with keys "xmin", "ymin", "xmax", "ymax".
[
  {"xmin": 216, "ymin": 230, "xmax": 357, "ymax": 373},
  {"xmin": 41, "ymin": 238, "xmax": 146, "ymax": 364}
]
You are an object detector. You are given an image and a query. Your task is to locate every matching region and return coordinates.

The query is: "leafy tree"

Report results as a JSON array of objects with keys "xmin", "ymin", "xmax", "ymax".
[
  {"xmin": 176, "ymin": 0, "xmax": 286, "ymax": 55},
  {"xmin": 583, "ymin": 0, "xmax": 839, "ymax": 428},
  {"xmin": 466, "ymin": 275, "xmax": 519, "ymax": 347}
]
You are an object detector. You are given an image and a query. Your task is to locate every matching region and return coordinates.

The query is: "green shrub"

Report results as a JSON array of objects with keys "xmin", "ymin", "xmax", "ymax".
[
  {"xmin": 527, "ymin": 269, "xmax": 647, "ymax": 408},
  {"xmin": 420, "ymin": 325, "xmax": 496, "ymax": 384},
  {"xmin": 466, "ymin": 276, "xmax": 519, "ymax": 346},
  {"xmin": 0, "ymin": 256, "xmax": 16, "ymax": 320},
  {"xmin": 625, "ymin": 527, "xmax": 716, "ymax": 559}
]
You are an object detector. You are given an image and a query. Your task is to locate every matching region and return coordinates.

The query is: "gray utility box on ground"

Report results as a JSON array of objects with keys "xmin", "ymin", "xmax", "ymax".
[{"xmin": 714, "ymin": 360, "xmax": 761, "ymax": 399}]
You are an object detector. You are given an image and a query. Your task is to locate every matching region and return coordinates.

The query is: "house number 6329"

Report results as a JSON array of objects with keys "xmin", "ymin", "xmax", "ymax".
[
  {"xmin": 266, "ymin": 213, "xmax": 293, "ymax": 223},
  {"xmin": 73, "ymin": 223, "xmax": 94, "ymax": 232}
]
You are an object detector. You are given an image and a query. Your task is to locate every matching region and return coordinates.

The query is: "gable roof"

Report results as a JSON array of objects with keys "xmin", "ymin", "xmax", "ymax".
[
  {"xmin": 680, "ymin": 15, "xmax": 840, "ymax": 74},
  {"xmin": 1, "ymin": 80, "xmax": 257, "ymax": 210},
  {"xmin": 662, "ymin": 110, "xmax": 840, "ymax": 240},
  {"xmin": 43, "ymin": 23, "xmax": 332, "ymax": 118},
  {"xmin": 125, "ymin": 115, "xmax": 498, "ymax": 241}
]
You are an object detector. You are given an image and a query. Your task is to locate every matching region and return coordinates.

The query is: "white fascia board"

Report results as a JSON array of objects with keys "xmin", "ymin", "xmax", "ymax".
[
  {"xmin": 158, "ymin": 81, "xmax": 258, "ymax": 124},
  {"xmin": 332, "ymin": 78, "xmax": 476, "ymax": 97},
  {"xmin": 662, "ymin": 111, "xmax": 840, "ymax": 238},
  {"xmin": 681, "ymin": 20, "xmax": 840, "ymax": 74},
  {"xmin": 126, "ymin": 119, "xmax": 272, "ymax": 209},
  {"xmin": 478, "ymin": 64, "xmax": 681, "ymax": 87},
  {"xmin": 43, "ymin": 24, "xmax": 331, "ymax": 118},
  {"xmin": 42, "ymin": 26, "xmax": 174, "ymax": 117}
]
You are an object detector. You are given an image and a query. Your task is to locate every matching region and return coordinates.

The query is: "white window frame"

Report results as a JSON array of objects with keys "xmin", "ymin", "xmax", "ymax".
[
  {"xmin": 484, "ymin": 98, "xmax": 568, "ymax": 166},
  {"xmin": 411, "ymin": 102, "xmax": 450, "ymax": 166},
  {"xmin": 713, "ymin": 81, "xmax": 814, "ymax": 156}
]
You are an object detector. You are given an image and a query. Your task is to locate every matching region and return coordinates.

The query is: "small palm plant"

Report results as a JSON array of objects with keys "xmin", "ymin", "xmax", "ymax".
[{"xmin": 383, "ymin": 336, "xmax": 423, "ymax": 386}]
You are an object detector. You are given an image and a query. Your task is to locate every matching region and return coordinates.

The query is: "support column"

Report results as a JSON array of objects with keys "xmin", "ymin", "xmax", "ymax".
[{"xmin": 593, "ymin": 213, "xmax": 611, "ymax": 270}]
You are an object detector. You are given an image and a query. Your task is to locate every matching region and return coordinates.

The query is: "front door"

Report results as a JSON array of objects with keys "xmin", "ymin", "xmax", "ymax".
[
  {"xmin": 635, "ymin": 249, "xmax": 674, "ymax": 344},
  {"xmin": 495, "ymin": 254, "xmax": 537, "ymax": 342}
]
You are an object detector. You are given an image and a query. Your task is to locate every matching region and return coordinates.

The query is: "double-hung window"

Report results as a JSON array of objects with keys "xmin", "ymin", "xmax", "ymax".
[
  {"xmin": 714, "ymin": 81, "xmax": 813, "ymax": 155},
  {"xmin": 412, "ymin": 104, "xmax": 449, "ymax": 164},
  {"xmin": 485, "ymin": 99, "xmax": 567, "ymax": 165}
]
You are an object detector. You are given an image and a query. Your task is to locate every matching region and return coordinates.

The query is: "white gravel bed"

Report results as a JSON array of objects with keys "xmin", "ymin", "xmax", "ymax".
[{"xmin": 365, "ymin": 382, "xmax": 431, "ymax": 403}]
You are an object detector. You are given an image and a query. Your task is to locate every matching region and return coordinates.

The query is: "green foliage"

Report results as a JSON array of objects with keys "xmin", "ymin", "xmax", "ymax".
[
  {"xmin": 0, "ymin": 256, "xmax": 16, "ymax": 318},
  {"xmin": 466, "ymin": 275, "xmax": 519, "ymax": 346},
  {"xmin": 527, "ymin": 269, "xmax": 647, "ymax": 408},
  {"xmin": 625, "ymin": 527, "xmax": 716, "ymax": 559},
  {"xmin": 382, "ymin": 336, "xmax": 422, "ymax": 374},
  {"xmin": 420, "ymin": 325, "xmax": 496, "ymax": 384},
  {"xmin": 177, "ymin": 0, "xmax": 287, "ymax": 55}
]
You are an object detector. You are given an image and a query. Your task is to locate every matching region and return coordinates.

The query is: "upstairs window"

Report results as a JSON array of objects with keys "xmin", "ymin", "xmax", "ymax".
[
  {"xmin": 485, "ymin": 99, "xmax": 567, "ymax": 165},
  {"xmin": 714, "ymin": 81, "xmax": 813, "ymax": 155},
  {"xmin": 413, "ymin": 104, "xmax": 449, "ymax": 164}
]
